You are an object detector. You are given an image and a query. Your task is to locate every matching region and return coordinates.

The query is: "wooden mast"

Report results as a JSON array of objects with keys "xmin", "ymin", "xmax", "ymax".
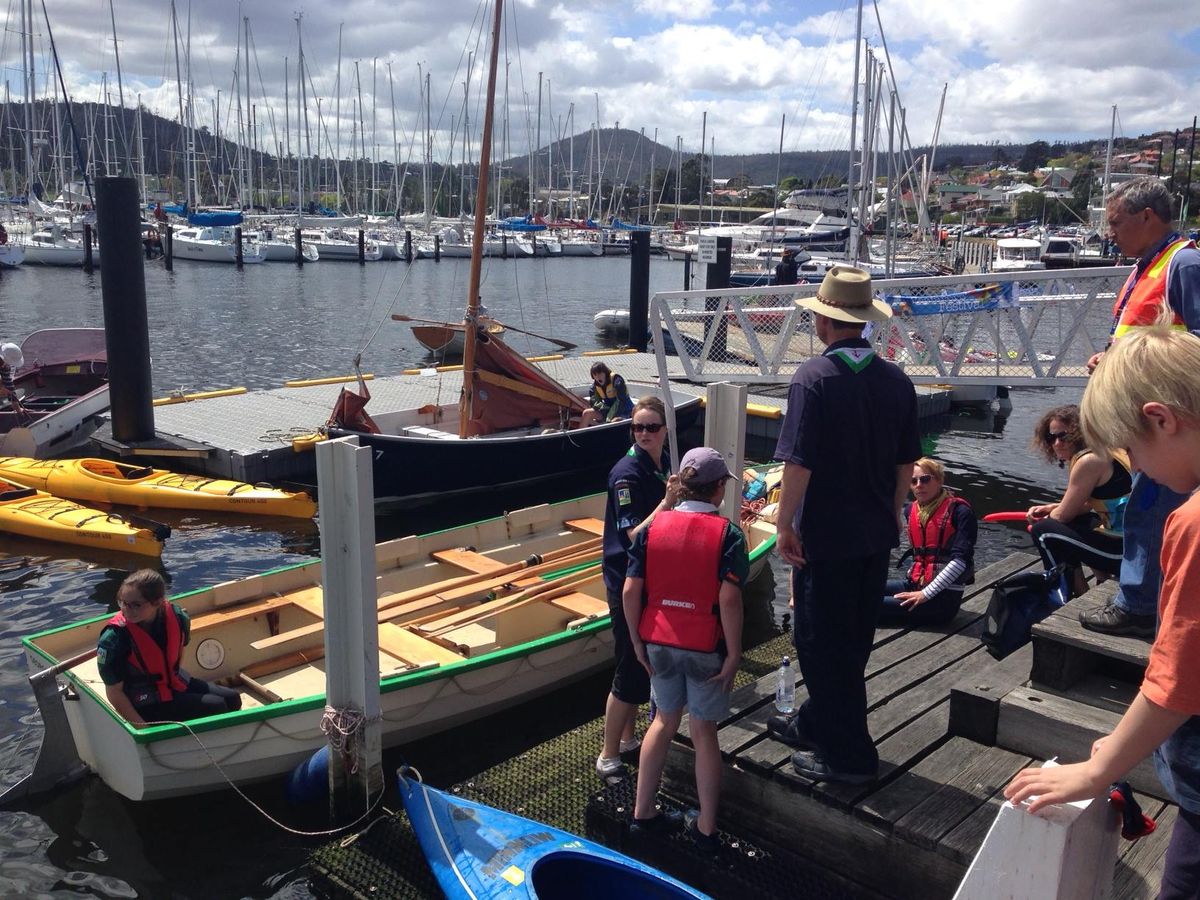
[{"xmin": 460, "ymin": 0, "xmax": 504, "ymax": 438}]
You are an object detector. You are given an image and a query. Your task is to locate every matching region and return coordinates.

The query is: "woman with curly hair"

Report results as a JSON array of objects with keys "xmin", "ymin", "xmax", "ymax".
[{"xmin": 1026, "ymin": 403, "xmax": 1132, "ymax": 595}]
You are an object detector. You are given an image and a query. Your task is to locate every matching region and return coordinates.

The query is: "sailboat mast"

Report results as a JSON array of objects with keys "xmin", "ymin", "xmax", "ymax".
[
  {"xmin": 21, "ymin": 0, "xmax": 34, "ymax": 199},
  {"xmin": 244, "ymin": 16, "xmax": 253, "ymax": 210},
  {"xmin": 460, "ymin": 0, "xmax": 505, "ymax": 439},
  {"xmin": 423, "ymin": 69, "xmax": 432, "ymax": 231},
  {"xmin": 1101, "ymin": 104, "xmax": 1116, "ymax": 209},
  {"xmin": 846, "ymin": 0, "xmax": 863, "ymax": 263}
]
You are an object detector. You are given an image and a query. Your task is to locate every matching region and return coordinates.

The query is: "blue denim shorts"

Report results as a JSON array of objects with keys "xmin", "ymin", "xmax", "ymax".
[{"xmin": 647, "ymin": 644, "xmax": 729, "ymax": 722}]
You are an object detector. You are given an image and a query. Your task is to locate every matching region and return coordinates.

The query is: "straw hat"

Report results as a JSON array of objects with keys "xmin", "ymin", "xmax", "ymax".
[{"xmin": 796, "ymin": 265, "xmax": 892, "ymax": 323}]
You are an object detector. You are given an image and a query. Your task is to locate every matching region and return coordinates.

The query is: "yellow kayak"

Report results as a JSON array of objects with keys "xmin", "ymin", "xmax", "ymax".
[
  {"xmin": 0, "ymin": 457, "xmax": 317, "ymax": 518},
  {"xmin": 0, "ymin": 476, "xmax": 164, "ymax": 557}
]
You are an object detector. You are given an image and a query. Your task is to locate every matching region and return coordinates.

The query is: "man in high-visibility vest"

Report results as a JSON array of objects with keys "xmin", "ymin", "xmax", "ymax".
[{"xmin": 1082, "ymin": 177, "xmax": 1200, "ymax": 637}]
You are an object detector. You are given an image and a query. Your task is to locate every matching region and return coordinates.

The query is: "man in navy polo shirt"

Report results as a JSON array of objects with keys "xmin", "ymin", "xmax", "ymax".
[{"xmin": 768, "ymin": 265, "xmax": 920, "ymax": 784}]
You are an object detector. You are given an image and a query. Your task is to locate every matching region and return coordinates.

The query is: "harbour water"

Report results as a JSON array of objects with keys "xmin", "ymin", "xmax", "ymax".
[{"xmin": 0, "ymin": 255, "xmax": 1080, "ymax": 898}]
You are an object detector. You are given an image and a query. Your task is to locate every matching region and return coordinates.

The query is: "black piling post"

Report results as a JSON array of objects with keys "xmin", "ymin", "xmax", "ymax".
[
  {"xmin": 404, "ymin": 230, "xmax": 412, "ymax": 263},
  {"xmin": 295, "ymin": 227, "xmax": 305, "ymax": 266},
  {"xmin": 629, "ymin": 231, "xmax": 650, "ymax": 352},
  {"xmin": 502, "ymin": 233, "xmax": 508, "ymax": 259},
  {"xmin": 95, "ymin": 177, "xmax": 155, "ymax": 443},
  {"xmin": 683, "ymin": 254, "xmax": 692, "ymax": 290},
  {"xmin": 164, "ymin": 223, "xmax": 173, "ymax": 271},
  {"xmin": 83, "ymin": 223, "xmax": 94, "ymax": 272},
  {"xmin": 235, "ymin": 226, "xmax": 244, "ymax": 268},
  {"xmin": 703, "ymin": 235, "xmax": 732, "ymax": 360},
  {"xmin": 358, "ymin": 228, "xmax": 366, "ymax": 263},
  {"xmin": 434, "ymin": 234, "xmax": 441, "ymax": 261}
]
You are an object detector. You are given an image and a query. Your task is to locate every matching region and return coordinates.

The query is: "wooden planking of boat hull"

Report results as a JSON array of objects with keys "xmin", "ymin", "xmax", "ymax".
[{"xmin": 331, "ymin": 389, "xmax": 703, "ymax": 506}]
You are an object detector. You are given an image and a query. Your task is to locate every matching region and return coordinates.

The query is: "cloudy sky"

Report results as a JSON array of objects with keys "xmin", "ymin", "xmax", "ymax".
[{"xmin": 3, "ymin": 0, "xmax": 1197, "ymax": 166}]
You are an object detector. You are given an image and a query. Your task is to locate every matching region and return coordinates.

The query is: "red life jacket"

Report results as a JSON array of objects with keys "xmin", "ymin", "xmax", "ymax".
[
  {"xmin": 907, "ymin": 494, "xmax": 972, "ymax": 588},
  {"xmin": 638, "ymin": 509, "xmax": 727, "ymax": 653},
  {"xmin": 108, "ymin": 603, "xmax": 188, "ymax": 703}
]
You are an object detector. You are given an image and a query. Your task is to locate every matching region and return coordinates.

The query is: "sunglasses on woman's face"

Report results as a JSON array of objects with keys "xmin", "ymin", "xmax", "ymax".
[
  {"xmin": 910, "ymin": 474, "xmax": 933, "ymax": 486},
  {"xmin": 1047, "ymin": 431, "xmax": 1071, "ymax": 444},
  {"xmin": 631, "ymin": 422, "xmax": 664, "ymax": 434}
]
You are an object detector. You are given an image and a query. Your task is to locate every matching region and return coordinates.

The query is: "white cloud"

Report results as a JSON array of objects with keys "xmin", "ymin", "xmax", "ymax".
[{"xmin": 0, "ymin": 0, "xmax": 1194, "ymax": 158}]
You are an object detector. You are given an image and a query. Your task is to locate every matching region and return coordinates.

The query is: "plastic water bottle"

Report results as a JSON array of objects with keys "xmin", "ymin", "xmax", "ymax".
[{"xmin": 774, "ymin": 655, "xmax": 796, "ymax": 714}]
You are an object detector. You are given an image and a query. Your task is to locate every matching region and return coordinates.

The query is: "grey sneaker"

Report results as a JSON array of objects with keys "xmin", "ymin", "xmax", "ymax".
[{"xmin": 1079, "ymin": 604, "xmax": 1155, "ymax": 638}]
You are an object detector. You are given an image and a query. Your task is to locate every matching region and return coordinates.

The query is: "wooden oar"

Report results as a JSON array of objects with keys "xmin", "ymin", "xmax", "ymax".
[
  {"xmin": 250, "ymin": 539, "xmax": 601, "ymax": 651},
  {"xmin": 380, "ymin": 552, "xmax": 601, "ymax": 626},
  {"xmin": 420, "ymin": 568, "xmax": 604, "ymax": 636},
  {"xmin": 377, "ymin": 537, "xmax": 601, "ymax": 614},
  {"xmin": 391, "ymin": 314, "xmax": 578, "ymax": 352}
]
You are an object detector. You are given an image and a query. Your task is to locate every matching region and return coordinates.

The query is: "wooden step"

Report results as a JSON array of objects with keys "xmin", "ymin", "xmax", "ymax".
[
  {"xmin": 948, "ymin": 643, "xmax": 1033, "ymax": 745},
  {"xmin": 1031, "ymin": 583, "xmax": 1151, "ymax": 691},
  {"xmin": 996, "ymin": 679, "xmax": 1166, "ymax": 801}
]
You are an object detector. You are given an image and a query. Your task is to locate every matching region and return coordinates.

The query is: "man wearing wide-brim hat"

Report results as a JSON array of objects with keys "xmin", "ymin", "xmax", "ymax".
[{"xmin": 767, "ymin": 264, "xmax": 920, "ymax": 784}]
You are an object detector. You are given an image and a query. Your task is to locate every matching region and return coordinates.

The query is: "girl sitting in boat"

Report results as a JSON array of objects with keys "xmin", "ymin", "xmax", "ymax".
[
  {"xmin": 584, "ymin": 362, "xmax": 633, "ymax": 425},
  {"xmin": 97, "ymin": 570, "xmax": 242, "ymax": 727},
  {"xmin": 1026, "ymin": 404, "xmax": 1132, "ymax": 596}
]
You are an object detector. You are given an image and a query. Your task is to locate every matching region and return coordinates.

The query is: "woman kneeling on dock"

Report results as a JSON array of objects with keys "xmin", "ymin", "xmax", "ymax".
[
  {"xmin": 1027, "ymin": 404, "xmax": 1131, "ymax": 595},
  {"xmin": 97, "ymin": 570, "xmax": 242, "ymax": 727},
  {"xmin": 879, "ymin": 457, "xmax": 976, "ymax": 627}
]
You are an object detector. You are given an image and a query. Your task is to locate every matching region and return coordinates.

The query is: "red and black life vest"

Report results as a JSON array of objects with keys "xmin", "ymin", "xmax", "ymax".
[
  {"xmin": 107, "ymin": 603, "xmax": 188, "ymax": 704},
  {"xmin": 907, "ymin": 494, "xmax": 973, "ymax": 588},
  {"xmin": 638, "ymin": 509, "xmax": 727, "ymax": 653}
]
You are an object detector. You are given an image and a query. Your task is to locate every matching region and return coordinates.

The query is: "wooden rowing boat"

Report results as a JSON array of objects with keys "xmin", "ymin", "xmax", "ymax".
[{"xmin": 20, "ymin": 490, "xmax": 776, "ymax": 800}]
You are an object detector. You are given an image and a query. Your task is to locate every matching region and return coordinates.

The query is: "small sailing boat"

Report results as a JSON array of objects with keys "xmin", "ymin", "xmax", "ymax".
[{"xmin": 328, "ymin": 5, "xmax": 700, "ymax": 504}]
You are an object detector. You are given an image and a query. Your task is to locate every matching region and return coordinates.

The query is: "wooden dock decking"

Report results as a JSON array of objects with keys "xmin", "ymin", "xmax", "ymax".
[{"xmin": 659, "ymin": 554, "xmax": 1176, "ymax": 899}]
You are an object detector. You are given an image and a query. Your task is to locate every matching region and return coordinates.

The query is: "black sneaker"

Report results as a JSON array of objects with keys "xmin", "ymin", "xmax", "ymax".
[
  {"xmin": 766, "ymin": 713, "xmax": 817, "ymax": 749},
  {"xmin": 791, "ymin": 750, "xmax": 876, "ymax": 785},
  {"xmin": 629, "ymin": 806, "xmax": 684, "ymax": 836},
  {"xmin": 1079, "ymin": 604, "xmax": 1156, "ymax": 639},
  {"xmin": 683, "ymin": 809, "xmax": 721, "ymax": 855}
]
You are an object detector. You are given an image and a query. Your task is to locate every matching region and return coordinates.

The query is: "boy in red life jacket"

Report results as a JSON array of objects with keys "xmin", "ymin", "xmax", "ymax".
[
  {"xmin": 623, "ymin": 447, "xmax": 749, "ymax": 853},
  {"xmin": 97, "ymin": 569, "xmax": 242, "ymax": 727}
]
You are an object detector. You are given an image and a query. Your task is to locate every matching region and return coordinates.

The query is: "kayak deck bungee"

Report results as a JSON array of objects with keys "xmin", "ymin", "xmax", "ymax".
[
  {"xmin": 398, "ymin": 767, "xmax": 712, "ymax": 899},
  {"xmin": 0, "ymin": 477, "xmax": 164, "ymax": 557},
  {"xmin": 0, "ymin": 456, "xmax": 316, "ymax": 518}
]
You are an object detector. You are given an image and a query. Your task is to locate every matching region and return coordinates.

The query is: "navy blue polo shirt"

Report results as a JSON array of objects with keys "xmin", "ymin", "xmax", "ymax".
[
  {"xmin": 775, "ymin": 337, "xmax": 920, "ymax": 562},
  {"xmin": 602, "ymin": 445, "xmax": 669, "ymax": 596}
]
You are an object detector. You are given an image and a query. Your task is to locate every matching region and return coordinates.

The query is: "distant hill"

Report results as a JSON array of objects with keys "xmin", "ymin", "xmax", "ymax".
[{"xmin": 0, "ymin": 103, "xmax": 1184, "ymax": 206}]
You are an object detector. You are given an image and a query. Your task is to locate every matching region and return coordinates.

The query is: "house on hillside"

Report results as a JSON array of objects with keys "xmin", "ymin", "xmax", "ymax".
[{"xmin": 1036, "ymin": 167, "xmax": 1075, "ymax": 191}]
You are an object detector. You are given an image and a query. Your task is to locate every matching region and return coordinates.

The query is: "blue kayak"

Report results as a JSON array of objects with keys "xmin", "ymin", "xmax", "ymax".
[{"xmin": 398, "ymin": 768, "xmax": 712, "ymax": 899}]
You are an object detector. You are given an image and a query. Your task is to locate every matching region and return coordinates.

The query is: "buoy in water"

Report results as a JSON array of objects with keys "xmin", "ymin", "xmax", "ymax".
[{"xmin": 287, "ymin": 744, "xmax": 329, "ymax": 804}]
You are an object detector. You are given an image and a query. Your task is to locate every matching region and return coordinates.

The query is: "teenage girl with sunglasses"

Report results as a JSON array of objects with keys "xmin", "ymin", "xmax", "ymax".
[{"xmin": 596, "ymin": 396, "xmax": 681, "ymax": 778}]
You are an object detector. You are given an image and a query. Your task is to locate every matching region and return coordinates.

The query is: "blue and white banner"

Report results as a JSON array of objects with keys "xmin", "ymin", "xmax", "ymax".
[{"xmin": 888, "ymin": 282, "xmax": 1015, "ymax": 316}]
